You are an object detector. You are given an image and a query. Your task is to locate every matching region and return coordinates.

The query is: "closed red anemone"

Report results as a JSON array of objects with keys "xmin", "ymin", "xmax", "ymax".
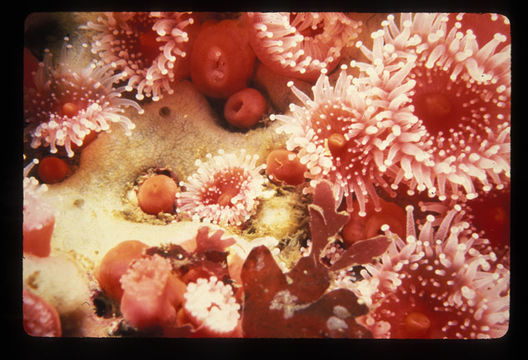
[
  {"xmin": 342, "ymin": 198, "xmax": 406, "ymax": 247},
  {"xmin": 23, "ymin": 194, "xmax": 55, "ymax": 258},
  {"xmin": 24, "ymin": 48, "xmax": 39, "ymax": 89},
  {"xmin": 137, "ymin": 174, "xmax": 178, "ymax": 215},
  {"xmin": 190, "ymin": 19, "xmax": 256, "ymax": 99},
  {"xmin": 38, "ymin": 156, "xmax": 69, "ymax": 184},
  {"xmin": 95, "ymin": 240, "xmax": 148, "ymax": 302},
  {"xmin": 224, "ymin": 88, "xmax": 267, "ymax": 129}
]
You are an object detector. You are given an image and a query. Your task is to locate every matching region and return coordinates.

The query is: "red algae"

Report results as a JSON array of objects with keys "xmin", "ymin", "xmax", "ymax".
[{"xmin": 241, "ymin": 181, "xmax": 388, "ymax": 337}]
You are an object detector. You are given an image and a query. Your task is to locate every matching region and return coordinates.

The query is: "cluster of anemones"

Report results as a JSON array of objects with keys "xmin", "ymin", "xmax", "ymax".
[
  {"xmin": 265, "ymin": 12, "xmax": 509, "ymax": 339},
  {"xmin": 271, "ymin": 63, "xmax": 428, "ymax": 216},
  {"xmin": 23, "ymin": 12, "xmax": 510, "ymax": 339},
  {"xmin": 96, "ymin": 227, "xmax": 244, "ymax": 337},
  {"xmin": 272, "ymin": 12, "xmax": 510, "ymax": 211},
  {"xmin": 333, "ymin": 203, "xmax": 509, "ymax": 339},
  {"xmin": 352, "ymin": 13, "xmax": 511, "ymax": 201}
]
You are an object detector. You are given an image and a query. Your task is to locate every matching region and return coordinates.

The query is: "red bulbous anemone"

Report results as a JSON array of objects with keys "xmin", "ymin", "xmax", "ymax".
[
  {"xmin": 224, "ymin": 88, "xmax": 267, "ymax": 129},
  {"xmin": 241, "ymin": 180, "xmax": 390, "ymax": 338},
  {"xmin": 176, "ymin": 150, "xmax": 266, "ymax": 226},
  {"xmin": 81, "ymin": 12, "xmax": 197, "ymax": 101},
  {"xmin": 342, "ymin": 197, "xmax": 406, "ymax": 247},
  {"xmin": 23, "ymin": 158, "xmax": 55, "ymax": 257},
  {"xmin": 24, "ymin": 38, "xmax": 143, "ymax": 158},
  {"xmin": 271, "ymin": 64, "xmax": 428, "ymax": 216},
  {"xmin": 355, "ymin": 13, "xmax": 511, "ymax": 201},
  {"xmin": 95, "ymin": 240, "xmax": 149, "ymax": 302},
  {"xmin": 190, "ymin": 19, "xmax": 256, "ymax": 99},
  {"xmin": 337, "ymin": 204, "xmax": 509, "ymax": 339},
  {"xmin": 37, "ymin": 156, "xmax": 70, "ymax": 184},
  {"xmin": 245, "ymin": 12, "xmax": 362, "ymax": 82},
  {"xmin": 137, "ymin": 174, "xmax": 178, "ymax": 215},
  {"xmin": 24, "ymin": 47, "xmax": 39, "ymax": 88}
]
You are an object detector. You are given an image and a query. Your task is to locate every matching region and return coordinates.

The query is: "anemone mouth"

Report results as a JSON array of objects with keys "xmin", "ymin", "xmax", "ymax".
[
  {"xmin": 289, "ymin": 12, "xmax": 325, "ymax": 39},
  {"xmin": 410, "ymin": 66, "xmax": 505, "ymax": 138},
  {"xmin": 200, "ymin": 167, "xmax": 247, "ymax": 207}
]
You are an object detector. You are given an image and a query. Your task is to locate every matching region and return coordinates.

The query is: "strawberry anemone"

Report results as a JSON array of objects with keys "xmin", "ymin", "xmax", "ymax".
[
  {"xmin": 81, "ymin": 12, "xmax": 196, "ymax": 101},
  {"xmin": 115, "ymin": 226, "xmax": 241, "ymax": 337},
  {"xmin": 23, "ymin": 158, "xmax": 55, "ymax": 257},
  {"xmin": 176, "ymin": 150, "xmax": 266, "ymax": 226},
  {"xmin": 24, "ymin": 38, "xmax": 143, "ymax": 158},
  {"xmin": 354, "ymin": 13, "xmax": 511, "ymax": 201}
]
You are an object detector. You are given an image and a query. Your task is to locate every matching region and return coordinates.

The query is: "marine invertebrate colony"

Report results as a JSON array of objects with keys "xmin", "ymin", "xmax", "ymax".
[
  {"xmin": 22, "ymin": 12, "xmax": 510, "ymax": 340},
  {"xmin": 176, "ymin": 150, "xmax": 266, "ymax": 226},
  {"xmin": 354, "ymin": 13, "xmax": 511, "ymax": 201},
  {"xmin": 24, "ymin": 39, "xmax": 143, "ymax": 158}
]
